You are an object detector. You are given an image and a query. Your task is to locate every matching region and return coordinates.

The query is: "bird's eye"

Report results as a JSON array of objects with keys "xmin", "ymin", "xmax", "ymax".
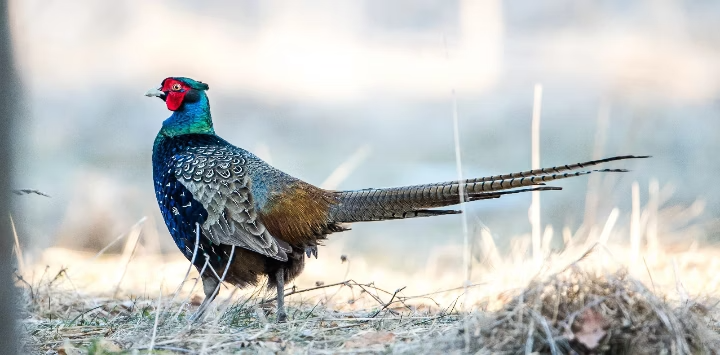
[{"xmin": 172, "ymin": 83, "xmax": 182, "ymax": 91}]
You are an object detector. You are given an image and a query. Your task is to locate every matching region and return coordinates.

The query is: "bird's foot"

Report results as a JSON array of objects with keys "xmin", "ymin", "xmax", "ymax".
[
  {"xmin": 188, "ymin": 297, "xmax": 212, "ymax": 324},
  {"xmin": 277, "ymin": 310, "xmax": 287, "ymax": 323},
  {"xmin": 189, "ymin": 308, "xmax": 208, "ymax": 323}
]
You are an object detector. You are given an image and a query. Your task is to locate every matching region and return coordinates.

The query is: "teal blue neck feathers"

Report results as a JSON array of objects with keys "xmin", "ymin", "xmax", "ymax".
[{"xmin": 159, "ymin": 92, "xmax": 215, "ymax": 138}]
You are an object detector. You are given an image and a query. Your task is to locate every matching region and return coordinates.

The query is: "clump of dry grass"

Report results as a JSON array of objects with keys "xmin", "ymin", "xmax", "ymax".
[{"xmin": 433, "ymin": 265, "xmax": 720, "ymax": 354}]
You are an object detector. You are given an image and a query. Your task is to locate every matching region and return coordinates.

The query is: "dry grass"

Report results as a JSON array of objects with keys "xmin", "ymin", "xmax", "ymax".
[
  {"xmin": 17, "ymin": 234, "xmax": 720, "ymax": 354},
  {"xmin": 458, "ymin": 264, "xmax": 720, "ymax": 354}
]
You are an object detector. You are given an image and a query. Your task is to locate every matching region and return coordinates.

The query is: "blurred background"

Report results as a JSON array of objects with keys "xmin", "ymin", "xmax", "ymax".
[{"xmin": 8, "ymin": 0, "xmax": 720, "ymax": 275}]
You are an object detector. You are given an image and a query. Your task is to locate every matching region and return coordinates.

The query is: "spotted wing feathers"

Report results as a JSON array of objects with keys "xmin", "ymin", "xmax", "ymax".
[{"xmin": 173, "ymin": 146, "xmax": 291, "ymax": 261}]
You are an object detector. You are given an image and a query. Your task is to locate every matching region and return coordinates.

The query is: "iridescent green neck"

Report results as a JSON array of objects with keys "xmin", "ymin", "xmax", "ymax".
[{"xmin": 158, "ymin": 93, "xmax": 215, "ymax": 138}]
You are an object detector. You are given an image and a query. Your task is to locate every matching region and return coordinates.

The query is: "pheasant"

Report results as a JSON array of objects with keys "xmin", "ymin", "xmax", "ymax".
[{"xmin": 146, "ymin": 77, "xmax": 647, "ymax": 322}]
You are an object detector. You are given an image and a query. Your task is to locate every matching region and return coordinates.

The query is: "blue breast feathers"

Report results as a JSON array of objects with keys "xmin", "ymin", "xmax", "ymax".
[{"xmin": 155, "ymin": 168, "xmax": 207, "ymax": 252}]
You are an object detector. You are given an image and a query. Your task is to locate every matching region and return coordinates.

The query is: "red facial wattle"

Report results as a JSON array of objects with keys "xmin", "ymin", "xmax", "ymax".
[
  {"xmin": 165, "ymin": 91, "xmax": 185, "ymax": 111},
  {"xmin": 160, "ymin": 79, "xmax": 188, "ymax": 111}
]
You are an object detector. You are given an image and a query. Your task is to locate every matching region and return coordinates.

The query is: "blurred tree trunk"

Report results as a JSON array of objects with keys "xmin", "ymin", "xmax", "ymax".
[{"xmin": 0, "ymin": 0, "xmax": 18, "ymax": 352}]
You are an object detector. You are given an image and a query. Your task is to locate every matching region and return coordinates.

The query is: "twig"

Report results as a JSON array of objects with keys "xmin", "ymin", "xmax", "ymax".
[
  {"xmin": 370, "ymin": 286, "xmax": 406, "ymax": 318},
  {"xmin": 199, "ymin": 247, "xmax": 239, "ymax": 354},
  {"xmin": 196, "ymin": 245, "xmax": 236, "ymax": 322},
  {"xmin": 598, "ymin": 208, "xmax": 620, "ymax": 245},
  {"xmin": 14, "ymin": 274, "xmax": 33, "ymax": 301},
  {"xmin": 399, "ymin": 282, "xmax": 486, "ymax": 300},
  {"xmin": 303, "ymin": 299, "xmax": 324, "ymax": 320},
  {"xmin": 393, "ymin": 293, "xmax": 461, "ymax": 332},
  {"xmin": 399, "ymin": 310, "xmax": 456, "ymax": 330},
  {"xmin": 530, "ymin": 309, "xmax": 558, "ymax": 355},
  {"xmin": 643, "ymin": 257, "xmax": 656, "ymax": 294},
  {"xmin": 355, "ymin": 283, "xmax": 392, "ymax": 312},
  {"xmin": 148, "ymin": 286, "xmax": 163, "ymax": 353},
  {"xmin": 172, "ymin": 257, "xmax": 210, "ymax": 321},
  {"xmin": 67, "ymin": 305, "xmax": 104, "ymax": 326},
  {"xmin": 165, "ymin": 223, "xmax": 201, "ymax": 318},
  {"xmin": 263, "ymin": 280, "xmax": 351, "ymax": 303},
  {"xmin": 12, "ymin": 189, "xmax": 50, "ymax": 197},
  {"xmin": 135, "ymin": 345, "xmax": 193, "ymax": 353},
  {"xmin": 270, "ymin": 280, "xmax": 404, "ymax": 315},
  {"xmin": 266, "ymin": 279, "xmax": 486, "ymax": 318},
  {"xmin": 90, "ymin": 216, "xmax": 147, "ymax": 262},
  {"xmin": 525, "ymin": 317, "xmax": 535, "ymax": 354},
  {"xmin": 559, "ymin": 243, "xmax": 599, "ymax": 274},
  {"xmin": 113, "ymin": 219, "xmax": 144, "ymax": 298},
  {"xmin": 305, "ymin": 316, "xmax": 434, "ymax": 322},
  {"xmin": 316, "ymin": 322, "xmax": 371, "ymax": 332},
  {"xmin": 445, "ymin": 294, "xmax": 463, "ymax": 316},
  {"xmin": 349, "ymin": 281, "xmax": 411, "ymax": 312},
  {"xmin": 9, "ymin": 214, "xmax": 24, "ymax": 273},
  {"xmin": 342, "ymin": 256, "xmax": 351, "ymax": 281},
  {"xmin": 48, "ymin": 267, "xmax": 68, "ymax": 286}
]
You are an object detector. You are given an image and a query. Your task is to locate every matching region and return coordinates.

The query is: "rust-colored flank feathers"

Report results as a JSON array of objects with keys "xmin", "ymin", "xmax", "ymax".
[{"xmin": 259, "ymin": 183, "xmax": 340, "ymax": 245}]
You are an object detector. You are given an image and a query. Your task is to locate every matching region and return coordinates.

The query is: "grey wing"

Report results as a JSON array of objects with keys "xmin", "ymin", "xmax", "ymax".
[{"xmin": 173, "ymin": 146, "xmax": 291, "ymax": 261}]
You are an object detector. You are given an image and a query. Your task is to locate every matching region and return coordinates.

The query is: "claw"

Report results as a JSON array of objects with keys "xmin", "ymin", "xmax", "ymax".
[{"xmin": 305, "ymin": 246, "xmax": 318, "ymax": 259}]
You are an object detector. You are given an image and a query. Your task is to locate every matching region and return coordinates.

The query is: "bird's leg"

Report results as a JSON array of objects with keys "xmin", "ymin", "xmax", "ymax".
[
  {"xmin": 190, "ymin": 275, "xmax": 219, "ymax": 323},
  {"xmin": 275, "ymin": 268, "xmax": 287, "ymax": 323}
]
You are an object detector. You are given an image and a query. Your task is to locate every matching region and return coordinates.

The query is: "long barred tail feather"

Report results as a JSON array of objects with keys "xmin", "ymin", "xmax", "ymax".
[
  {"xmin": 338, "ymin": 186, "xmax": 563, "ymax": 222},
  {"xmin": 450, "ymin": 155, "xmax": 649, "ymax": 185},
  {"xmin": 328, "ymin": 155, "xmax": 648, "ymax": 223}
]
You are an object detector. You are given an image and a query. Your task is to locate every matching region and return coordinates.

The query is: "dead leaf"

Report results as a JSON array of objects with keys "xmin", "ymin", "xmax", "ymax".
[
  {"xmin": 344, "ymin": 331, "xmax": 395, "ymax": 348},
  {"xmin": 573, "ymin": 308, "xmax": 609, "ymax": 350}
]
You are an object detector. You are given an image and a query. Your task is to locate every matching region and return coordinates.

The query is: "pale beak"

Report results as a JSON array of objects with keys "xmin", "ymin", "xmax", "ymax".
[{"xmin": 145, "ymin": 88, "xmax": 165, "ymax": 98}]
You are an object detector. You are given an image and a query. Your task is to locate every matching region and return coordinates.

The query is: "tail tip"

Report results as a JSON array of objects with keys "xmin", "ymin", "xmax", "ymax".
[{"xmin": 596, "ymin": 168, "xmax": 630, "ymax": 173}]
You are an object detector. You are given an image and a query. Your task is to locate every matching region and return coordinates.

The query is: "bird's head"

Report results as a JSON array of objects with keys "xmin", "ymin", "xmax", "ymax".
[
  {"xmin": 145, "ymin": 77, "xmax": 210, "ymax": 111},
  {"xmin": 147, "ymin": 77, "xmax": 215, "ymax": 137}
]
